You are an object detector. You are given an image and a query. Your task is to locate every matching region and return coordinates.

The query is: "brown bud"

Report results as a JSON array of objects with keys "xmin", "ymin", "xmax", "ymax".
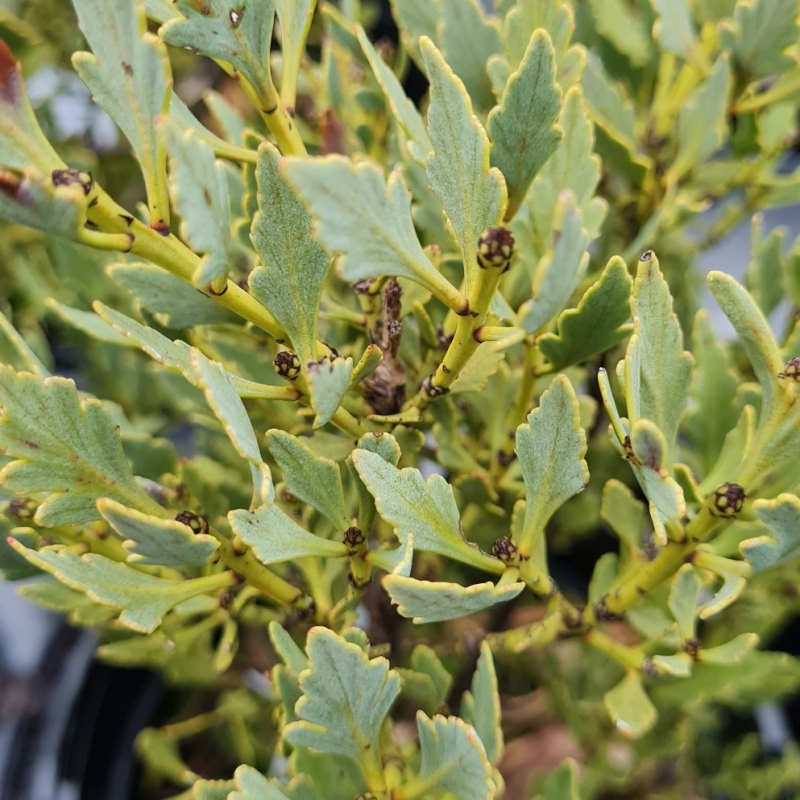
[
  {"xmin": 477, "ymin": 226, "xmax": 515, "ymax": 270},
  {"xmin": 709, "ymin": 482, "xmax": 746, "ymax": 517},
  {"xmin": 491, "ymin": 535, "xmax": 518, "ymax": 563},
  {"xmin": 7, "ymin": 496, "xmax": 37, "ymax": 521},
  {"xmin": 778, "ymin": 357, "xmax": 800, "ymax": 381},
  {"xmin": 273, "ymin": 350, "xmax": 301, "ymax": 380},
  {"xmin": 175, "ymin": 510, "xmax": 210, "ymax": 535},
  {"xmin": 343, "ymin": 526, "xmax": 365, "ymax": 550}
]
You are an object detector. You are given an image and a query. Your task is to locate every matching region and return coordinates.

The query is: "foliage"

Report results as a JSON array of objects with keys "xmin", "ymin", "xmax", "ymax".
[{"xmin": 1, "ymin": 0, "xmax": 800, "ymax": 797}]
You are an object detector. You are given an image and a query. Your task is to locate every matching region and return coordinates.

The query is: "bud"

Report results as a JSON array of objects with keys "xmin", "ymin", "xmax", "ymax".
[
  {"xmin": 7, "ymin": 496, "xmax": 37, "ymax": 521},
  {"xmin": 491, "ymin": 535, "xmax": 518, "ymax": 563},
  {"xmin": 422, "ymin": 375, "xmax": 449, "ymax": 398},
  {"xmin": 778, "ymin": 356, "xmax": 800, "ymax": 381},
  {"xmin": 709, "ymin": 482, "xmax": 746, "ymax": 517},
  {"xmin": 477, "ymin": 226, "xmax": 515, "ymax": 270},
  {"xmin": 343, "ymin": 526, "xmax": 365, "ymax": 550},
  {"xmin": 175, "ymin": 510, "xmax": 210, "ymax": 535},
  {"xmin": 273, "ymin": 350, "xmax": 301, "ymax": 380}
]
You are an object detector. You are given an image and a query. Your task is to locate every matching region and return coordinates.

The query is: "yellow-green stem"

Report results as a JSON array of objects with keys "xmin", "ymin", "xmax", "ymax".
[{"xmin": 585, "ymin": 628, "xmax": 648, "ymax": 672}]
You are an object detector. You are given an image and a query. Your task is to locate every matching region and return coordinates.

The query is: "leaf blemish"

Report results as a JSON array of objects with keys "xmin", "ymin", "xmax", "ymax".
[{"xmin": 229, "ymin": 6, "xmax": 244, "ymax": 27}]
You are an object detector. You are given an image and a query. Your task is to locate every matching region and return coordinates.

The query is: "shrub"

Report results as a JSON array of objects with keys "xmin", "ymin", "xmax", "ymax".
[{"xmin": 1, "ymin": 0, "xmax": 800, "ymax": 797}]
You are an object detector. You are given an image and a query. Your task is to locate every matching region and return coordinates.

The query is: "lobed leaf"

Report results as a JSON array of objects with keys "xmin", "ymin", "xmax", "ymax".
[
  {"xmin": 382, "ymin": 574, "xmax": 524, "ymax": 624},
  {"xmin": 353, "ymin": 448, "xmax": 501, "ymax": 572},
  {"xmin": 284, "ymin": 627, "xmax": 401, "ymax": 761},
  {"xmin": 228, "ymin": 504, "xmax": 348, "ymax": 565},
  {"xmin": 627, "ymin": 252, "xmax": 693, "ymax": 459},
  {"xmin": 514, "ymin": 376, "xmax": 589, "ymax": 563},
  {"xmin": 161, "ymin": 122, "xmax": 234, "ymax": 287},
  {"xmin": 9, "ymin": 542, "xmax": 228, "ymax": 633},
  {"xmin": 487, "ymin": 29, "xmax": 561, "ymax": 219},
  {"xmin": 97, "ymin": 498, "xmax": 218, "ymax": 568},
  {"xmin": 72, "ymin": 0, "xmax": 171, "ymax": 226},
  {"xmin": 229, "ymin": 765, "xmax": 291, "ymax": 800},
  {"xmin": 741, "ymin": 494, "xmax": 800, "ymax": 573},
  {"xmin": 414, "ymin": 712, "xmax": 496, "ymax": 800},
  {"xmin": 285, "ymin": 156, "xmax": 462, "ymax": 309},
  {"xmin": 421, "ymin": 36, "xmax": 506, "ymax": 290},
  {"xmin": 250, "ymin": 143, "xmax": 329, "ymax": 364},
  {"xmin": 538, "ymin": 256, "xmax": 632, "ymax": 370},
  {"xmin": 460, "ymin": 641, "xmax": 503, "ymax": 764},
  {"xmin": 161, "ymin": 1, "xmax": 276, "ymax": 104},
  {"xmin": 438, "ymin": 0, "xmax": 501, "ymax": 111},
  {"xmin": 0, "ymin": 366, "xmax": 154, "ymax": 526},
  {"xmin": 265, "ymin": 430, "xmax": 348, "ymax": 528}
]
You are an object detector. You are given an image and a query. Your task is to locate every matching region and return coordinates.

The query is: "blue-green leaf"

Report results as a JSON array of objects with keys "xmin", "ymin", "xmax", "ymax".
[
  {"xmin": 421, "ymin": 36, "xmax": 507, "ymax": 291},
  {"xmin": 229, "ymin": 504, "xmax": 348, "ymax": 565},
  {"xmin": 72, "ymin": 0, "xmax": 171, "ymax": 226},
  {"xmin": 460, "ymin": 641, "xmax": 503, "ymax": 764},
  {"xmin": 229, "ymin": 765, "xmax": 291, "ymax": 800},
  {"xmin": 98, "ymin": 498, "xmax": 218, "ymax": 567},
  {"xmin": 742, "ymin": 494, "xmax": 800, "ymax": 572},
  {"xmin": 487, "ymin": 29, "xmax": 561, "ymax": 218},
  {"xmin": 669, "ymin": 563, "xmax": 701, "ymax": 641},
  {"xmin": 250, "ymin": 143, "xmax": 329, "ymax": 364},
  {"xmin": 603, "ymin": 671, "xmax": 657, "ymax": 738},
  {"xmin": 382, "ymin": 574, "xmax": 524, "ymax": 623},
  {"xmin": 284, "ymin": 627, "xmax": 401, "ymax": 761}
]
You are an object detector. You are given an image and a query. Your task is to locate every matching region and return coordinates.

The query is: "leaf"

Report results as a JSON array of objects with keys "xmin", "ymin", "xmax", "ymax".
[
  {"xmin": 682, "ymin": 309, "xmax": 740, "ymax": 474},
  {"xmin": 628, "ymin": 252, "xmax": 693, "ymax": 459},
  {"xmin": 0, "ymin": 169, "xmax": 86, "ymax": 238},
  {"xmin": 230, "ymin": 765, "xmax": 291, "ymax": 800},
  {"xmin": 588, "ymin": 552, "xmax": 618, "ymax": 604},
  {"xmin": 720, "ymin": 0, "xmax": 798, "ymax": 78},
  {"xmin": 487, "ymin": 30, "xmax": 561, "ymax": 217},
  {"xmin": 438, "ymin": 0, "xmax": 501, "ymax": 111},
  {"xmin": 191, "ymin": 349, "xmax": 272, "ymax": 504},
  {"xmin": 47, "ymin": 301, "xmax": 131, "ymax": 346},
  {"xmin": 707, "ymin": 271, "xmax": 784, "ymax": 420},
  {"xmin": 603, "ymin": 671, "xmax": 657, "ymax": 738},
  {"xmin": 670, "ymin": 57, "xmax": 731, "ymax": 181},
  {"xmin": 651, "ymin": 0, "xmax": 696, "ymax": 58},
  {"xmin": 352, "ymin": 448, "xmax": 501, "ymax": 572},
  {"xmin": 357, "ymin": 27, "xmax": 431, "ymax": 160},
  {"xmin": 306, "ymin": 357, "xmax": 353, "ymax": 429},
  {"xmin": 383, "ymin": 574, "xmax": 524, "ymax": 623},
  {"xmin": 0, "ymin": 40, "xmax": 64, "ymax": 172},
  {"xmin": 285, "ymin": 157, "xmax": 462, "ymax": 310},
  {"xmin": 539, "ymin": 759, "xmax": 580, "ymax": 800},
  {"xmin": 628, "ymin": 418, "xmax": 686, "ymax": 545},
  {"xmin": 669, "ymin": 563, "xmax": 701, "ymax": 641},
  {"xmin": 516, "ymin": 199, "xmax": 591, "ymax": 334},
  {"xmin": 356, "ymin": 431, "xmax": 401, "ymax": 466},
  {"xmin": 587, "ymin": 0, "xmax": 652, "ymax": 67},
  {"xmin": 275, "ymin": 0, "xmax": 315, "ymax": 106},
  {"xmin": 161, "ymin": 122, "xmax": 234, "ymax": 287},
  {"xmin": 449, "ymin": 342, "xmax": 505, "ymax": 394},
  {"xmin": 9, "ymin": 542, "xmax": 228, "ymax": 633},
  {"xmin": 741, "ymin": 494, "xmax": 800, "ymax": 572},
  {"xmin": 109, "ymin": 263, "xmax": 235, "ymax": 327},
  {"xmin": 421, "ymin": 36, "xmax": 507, "ymax": 290},
  {"xmin": 265, "ymin": 430, "xmax": 348, "ymax": 528},
  {"xmin": 514, "ymin": 376, "xmax": 589, "ymax": 563},
  {"xmin": 651, "ymin": 653, "xmax": 692, "ymax": 678},
  {"xmin": 746, "ymin": 215, "xmax": 786, "ymax": 318},
  {"xmin": 700, "ymin": 633, "xmax": 759, "ymax": 665},
  {"xmin": 97, "ymin": 498, "xmax": 218, "ymax": 567},
  {"xmin": 72, "ymin": 0, "xmax": 171, "ymax": 225},
  {"xmin": 414, "ymin": 712, "xmax": 495, "ymax": 800},
  {"xmin": 0, "ymin": 366, "xmax": 154, "ymax": 526},
  {"xmin": 600, "ymin": 479, "xmax": 648, "ymax": 555},
  {"xmin": 269, "ymin": 621, "xmax": 308, "ymax": 675},
  {"xmin": 161, "ymin": 1, "xmax": 276, "ymax": 103},
  {"xmin": 284, "ymin": 627, "xmax": 401, "ymax": 761},
  {"xmin": 538, "ymin": 256, "xmax": 633, "ymax": 370},
  {"xmin": 403, "ymin": 645, "xmax": 452, "ymax": 713},
  {"xmin": 250, "ymin": 143, "xmax": 329, "ymax": 363},
  {"xmin": 460, "ymin": 641, "xmax": 503, "ymax": 764},
  {"xmin": 228, "ymin": 504, "xmax": 348, "ymax": 565},
  {"xmin": 389, "ymin": 0, "xmax": 440, "ymax": 65}
]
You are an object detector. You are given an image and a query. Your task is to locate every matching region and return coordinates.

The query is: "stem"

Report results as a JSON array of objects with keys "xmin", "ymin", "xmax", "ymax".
[
  {"xmin": 488, "ymin": 608, "xmax": 566, "ymax": 654},
  {"xmin": 585, "ymin": 628, "xmax": 647, "ymax": 672}
]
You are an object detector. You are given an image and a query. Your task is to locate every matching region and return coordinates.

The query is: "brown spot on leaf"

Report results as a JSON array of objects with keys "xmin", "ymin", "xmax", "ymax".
[
  {"xmin": 121, "ymin": 61, "xmax": 133, "ymax": 77},
  {"xmin": 0, "ymin": 170, "xmax": 23, "ymax": 201},
  {"xmin": 320, "ymin": 108, "xmax": 346, "ymax": 155},
  {"xmin": 229, "ymin": 6, "xmax": 244, "ymax": 27},
  {"xmin": 52, "ymin": 169, "xmax": 93, "ymax": 195}
]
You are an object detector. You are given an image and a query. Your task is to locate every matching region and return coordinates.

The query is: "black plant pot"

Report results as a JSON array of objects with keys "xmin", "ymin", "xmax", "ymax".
[{"xmin": 0, "ymin": 621, "xmax": 162, "ymax": 800}]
